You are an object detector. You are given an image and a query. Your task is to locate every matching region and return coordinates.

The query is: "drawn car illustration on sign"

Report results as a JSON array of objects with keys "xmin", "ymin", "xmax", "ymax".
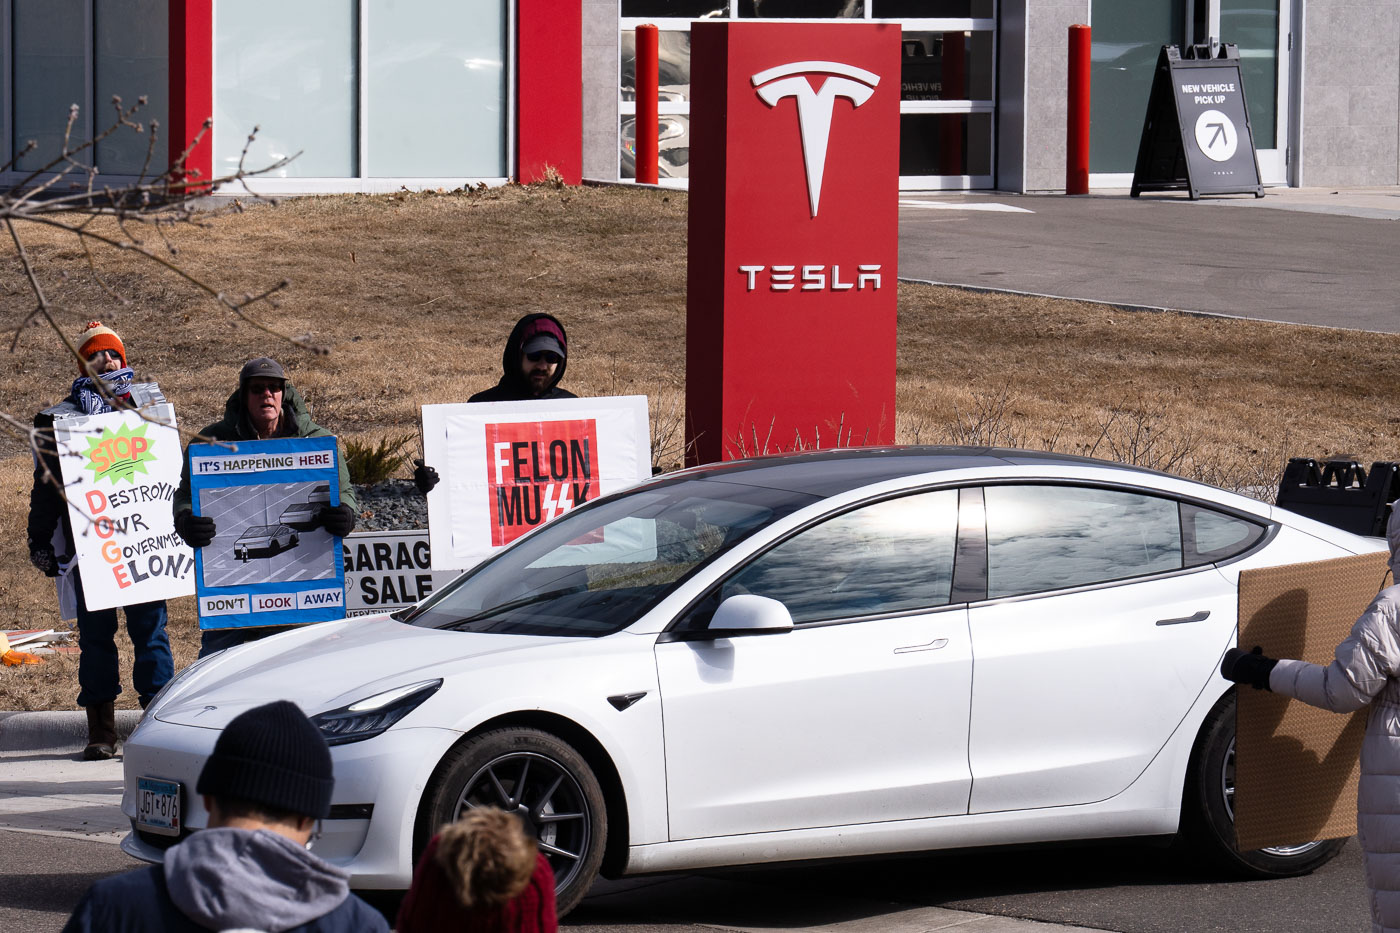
[
  {"xmin": 279, "ymin": 484, "xmax": 333, "ymax": 531},
  {"xmin": 232, "ymin": 524, "xmax": 299, "ymax": 562}
]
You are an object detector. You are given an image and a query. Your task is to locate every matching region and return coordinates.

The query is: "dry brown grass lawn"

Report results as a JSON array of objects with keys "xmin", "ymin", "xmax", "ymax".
[{"xmin": 2, "ymin": 182, "xmax": 1398, "ymax": 710}]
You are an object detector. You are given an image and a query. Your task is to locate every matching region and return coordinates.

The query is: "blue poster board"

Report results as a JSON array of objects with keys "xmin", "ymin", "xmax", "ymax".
[{"xmin": 189, "ymin": 436, "xmax": 346, "ymax": 629}]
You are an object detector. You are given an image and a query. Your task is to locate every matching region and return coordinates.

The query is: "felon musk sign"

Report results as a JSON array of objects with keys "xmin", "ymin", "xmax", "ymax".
[{"xmin": 685, "ymin": 22, "xmax": 900, "ymax": 465}]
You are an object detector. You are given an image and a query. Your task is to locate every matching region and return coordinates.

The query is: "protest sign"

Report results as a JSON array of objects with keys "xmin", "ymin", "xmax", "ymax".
[
  {"xmin": 189, "ymin": 436, "xmax": 346, "ymax": 629},
  {"xmin": 54, "ymin": 386, "xmax": 194, "ymax": 612},
  {"xmin": 421, "ymin": 396, "xmax": 651, "ymax": 571},
  {"xmin": 343, "ymin": 530, "xmax": 458, "ymax": 616}
]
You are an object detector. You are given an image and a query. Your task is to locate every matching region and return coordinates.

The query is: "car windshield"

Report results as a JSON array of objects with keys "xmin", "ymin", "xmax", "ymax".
[
  {"xmin": 404, "ymin": 476, "xmax": 813, "ymax": 637},
  {"xmin": 239, "ymin": 526, "xmax": 277, "ymax": 537}
]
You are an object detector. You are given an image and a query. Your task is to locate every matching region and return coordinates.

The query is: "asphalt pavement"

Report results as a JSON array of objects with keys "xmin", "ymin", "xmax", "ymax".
[{"xmin": 898, "ymin": 187, "xmax": 1400, "ymax": 334}]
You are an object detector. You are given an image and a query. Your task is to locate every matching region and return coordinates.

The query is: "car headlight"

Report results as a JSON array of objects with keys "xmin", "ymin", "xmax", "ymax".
[{"xmin": 311, "ymin": 679, "xmax": 442, "ymax": 746}]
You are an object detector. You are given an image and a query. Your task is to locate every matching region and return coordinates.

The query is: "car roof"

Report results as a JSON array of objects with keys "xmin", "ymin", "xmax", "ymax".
[{"xmin": 666, "ymin": 446, "xmax": 1172, "ymax": 498}]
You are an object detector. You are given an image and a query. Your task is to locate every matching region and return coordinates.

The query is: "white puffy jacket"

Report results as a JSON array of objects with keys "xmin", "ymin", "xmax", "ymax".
[{"xmin": 1271, "ymin": 557, "xmax": 1400, "ymax": 932}]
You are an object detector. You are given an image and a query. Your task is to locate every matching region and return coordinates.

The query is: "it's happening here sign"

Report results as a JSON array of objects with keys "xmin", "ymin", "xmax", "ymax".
[
  {"xmin": 54, "ymin": 388, "xmax": 194, "ymax": 613},
  {"xmin": 422, "ymin": 396, "xmax": 651, "ymax": 571},
  {"xmin": 188, "ymin": 436, "xmax": 346, "ymax": 630}
]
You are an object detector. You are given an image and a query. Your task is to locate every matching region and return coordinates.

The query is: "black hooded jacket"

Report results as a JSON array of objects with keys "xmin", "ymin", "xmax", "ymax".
[{"xmin": 467, "ymin": 313, "xmax": 578, "ymax": 403}]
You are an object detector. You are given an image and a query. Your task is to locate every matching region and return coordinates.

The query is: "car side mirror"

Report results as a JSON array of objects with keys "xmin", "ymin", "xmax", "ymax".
[{"xmin": 702, "ymin": 594, "xmax": 794, "ymax": 639}]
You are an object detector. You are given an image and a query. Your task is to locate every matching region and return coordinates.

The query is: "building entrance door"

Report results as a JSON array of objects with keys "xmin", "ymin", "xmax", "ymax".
[{"xmin": 1195, "ymin": 0, "xmax": 1293, "ymax": 183}]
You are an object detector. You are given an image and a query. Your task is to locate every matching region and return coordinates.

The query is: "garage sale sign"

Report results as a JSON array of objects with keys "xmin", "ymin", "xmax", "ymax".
[
  {"xmin": 188, "ymin": 436, "xmax": 346, "ymax": 629},
  {"xmin": 421, "ymin": 396, "xmax": 651, "ymax": 571},
  {"xmin": 53, "ymin": 387, "xmax": 194, "ymax": 613},
  {"xmin": 343, "ymin": 530, "xmax": 456, "ymax": 616},
  {"xmin": 685, "ymin": 22, "xmax": 900, "ymax": 465}
]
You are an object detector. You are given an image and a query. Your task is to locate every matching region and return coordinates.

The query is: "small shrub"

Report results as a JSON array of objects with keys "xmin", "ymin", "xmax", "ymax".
[{"xmin": 345, "ymin": 432, "xmax": 416, "ymax": 486}]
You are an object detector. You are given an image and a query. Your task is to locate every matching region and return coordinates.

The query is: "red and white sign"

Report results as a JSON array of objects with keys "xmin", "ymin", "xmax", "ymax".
[
  {"xmin": 421, "ymin": 397, "xmax": 650, "ymax": 570},
  {"xmin": 685, "ymin": 23, "xmax": 900, "ymax": 465},
  {"xmin": 484, "ymin": 419, "xmax": 600, "ymax": 547}
]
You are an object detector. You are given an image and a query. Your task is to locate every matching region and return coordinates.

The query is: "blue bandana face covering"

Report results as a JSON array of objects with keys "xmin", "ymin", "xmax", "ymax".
[{"xmin": 69, "ymin": 366, "xmax": 135, "ymax": 415}]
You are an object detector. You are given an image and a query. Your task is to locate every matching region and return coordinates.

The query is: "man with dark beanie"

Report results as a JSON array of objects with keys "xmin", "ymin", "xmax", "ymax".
[
  {"xmin": 413, "ymin": 312, "xmax": 577, "ymax": 495},
  {"xmin": 63, "ymin": 701, "xmax": 389, "ymax": 932}
]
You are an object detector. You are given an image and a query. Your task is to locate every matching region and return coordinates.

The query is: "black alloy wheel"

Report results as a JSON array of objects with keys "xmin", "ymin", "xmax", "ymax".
[
  {"xmin": 420, "ymin": 727, "xmax": 607, "ymax": 916},
  {"xmin": 1179, "ymin": 691, "xmax": 1345, "ymax": 877}
]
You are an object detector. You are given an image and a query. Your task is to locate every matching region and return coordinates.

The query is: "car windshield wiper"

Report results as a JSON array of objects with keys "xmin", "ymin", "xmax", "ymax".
[{"xmin": 439, "ymin": 586, "xmax": 586, "ymax": 631}]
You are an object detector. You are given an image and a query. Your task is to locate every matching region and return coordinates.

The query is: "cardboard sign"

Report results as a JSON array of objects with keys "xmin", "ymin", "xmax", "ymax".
[
  {"xmin": 1234, "ymin": 551, "xmax": 1391, "ymax": 850},
  {"xmin": 421, "ymin": 396, "xmax": 651, "ymax": 571},
  {"xmin": 189, "ymin": 436, "xmax": 347, "ymax": 629},
  {"xmin": 343, "ymin": 530, "xmax": 458, "ymax": 616},
  {"xmin": 1131, "ymin": 44, "xmax": 1264, "ymax": 199},
  {"xmin": 54, "ymin": 388, "xmax": 195, "ymax": 611},
  {"xmin": 685, "ymin": 22, "xmax": 900, "ymax": 465}
]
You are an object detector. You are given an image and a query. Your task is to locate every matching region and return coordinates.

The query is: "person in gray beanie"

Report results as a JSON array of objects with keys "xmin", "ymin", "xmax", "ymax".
[
  {"xmin": 1221, "ymin": 505, "xmax": 1400, "ymax": 933},
  {"xmin": 172, "ymin": 358, "xmax": 358, "ymax": 658},
  {"xmin": 62, "ymin": 701, "xmax": 389, "ymax": 932}
]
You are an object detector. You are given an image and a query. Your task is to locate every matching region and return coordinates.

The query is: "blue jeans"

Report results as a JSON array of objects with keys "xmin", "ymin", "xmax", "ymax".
[{"xmin": 74, "ymin": 573, "xmax": 173, "ymax": 708}]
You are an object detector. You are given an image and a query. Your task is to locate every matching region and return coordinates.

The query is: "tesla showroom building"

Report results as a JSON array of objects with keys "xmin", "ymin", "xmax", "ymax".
[{"xmin": 1, "ymin": 0, "xmax": 1395, "ymax": 194}]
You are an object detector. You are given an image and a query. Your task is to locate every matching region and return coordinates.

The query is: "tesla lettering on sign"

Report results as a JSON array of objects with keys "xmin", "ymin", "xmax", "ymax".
[{"xmin": 686, "ymin": 23, "xmax": 900, "ymax": 465}]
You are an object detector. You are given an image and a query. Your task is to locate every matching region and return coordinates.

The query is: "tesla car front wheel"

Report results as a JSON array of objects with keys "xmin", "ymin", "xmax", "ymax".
[
  {"xmin": 419, "ymin": 727, "xmax": 607, "ymax": 916},
  {"xmin": 1180, "ymin": 691, "xmax": 1346, "ymax": 877}
]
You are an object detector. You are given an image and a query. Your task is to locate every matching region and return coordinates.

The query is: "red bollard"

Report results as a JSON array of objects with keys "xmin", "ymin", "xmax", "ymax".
[
  {"xmin": 1066, "ymin": 23, "xmax": 1091, "ymax": 195},
  {"xmin": 635, "ymin": 24, "xmax": 660, "ymax": 185}
]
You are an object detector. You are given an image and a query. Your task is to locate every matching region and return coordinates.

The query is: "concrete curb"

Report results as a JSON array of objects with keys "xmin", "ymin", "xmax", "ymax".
[{"xmin": 0, "ymin": 710, "xmax": 142, "ymax": 753}]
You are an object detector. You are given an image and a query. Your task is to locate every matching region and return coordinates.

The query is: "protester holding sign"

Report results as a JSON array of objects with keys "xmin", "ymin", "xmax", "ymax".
[
  {"xmin": 27, "ymin": 321, "xmax": 174, "ymax": 760},
  {"xmin": 173, "ymin": 357, "xmax": 357, "ymax": 656},
  {"xmin": 413, "ymin": 313, "xmax": 576, "ymax": 495},
  {"xmin": 1221, "ymin": 507, "xmax": 1400, "ymax": 933}
]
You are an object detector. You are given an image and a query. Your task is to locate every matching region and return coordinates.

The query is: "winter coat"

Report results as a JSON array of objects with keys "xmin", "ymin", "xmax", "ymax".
[
  {"xmin": 468, "ymin": 312, "xmax": 578, "ymax": 403},
  {"xmin": 396, "ymin": 835, "xmax": 557, "ymax": 933},
  {"xmin": 62, "ymin": 828, "xmax": 389, "ymax": 933},
  {"xmin": 27, "ymin": 394, "xmax": 86, "ymax": 563},
  {"xmin": 173, "ymin": 382, "xmax": 356, "ymax": 518},
  {"xmin": 1271, "ymin": 584, "xmax": 1400, "ymax": 933}
]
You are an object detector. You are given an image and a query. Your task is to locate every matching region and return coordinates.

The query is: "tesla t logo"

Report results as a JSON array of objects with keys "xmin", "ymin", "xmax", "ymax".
[{"xmin": 752, "ymin": 60, "xmax": 880, "ymax": 218}]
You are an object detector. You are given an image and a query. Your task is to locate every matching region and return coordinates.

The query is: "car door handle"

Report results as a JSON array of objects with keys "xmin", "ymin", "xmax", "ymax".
[
  {"xmin": 894, "ymin": 638, "xmax": 948, "ymax": 654},
  {"xmin": 1156, "ymin": 610, "xmax": 1211, "ymax": 626}
]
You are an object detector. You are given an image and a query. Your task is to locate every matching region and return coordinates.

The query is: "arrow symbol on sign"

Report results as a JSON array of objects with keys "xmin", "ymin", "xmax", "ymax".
[{"xmin": 1207, "ymin": 123, "xmax": 1227, "ymax": 147}]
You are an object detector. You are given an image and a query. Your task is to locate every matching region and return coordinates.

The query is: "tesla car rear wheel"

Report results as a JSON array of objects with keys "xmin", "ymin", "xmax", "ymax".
[
  {"xmin": 420, "ymin": 727, "xmax": 606, "ymax": 916},
  {"xmin": 1180, "ymin": 692, "xmax": 1345, "ymax": 877}
]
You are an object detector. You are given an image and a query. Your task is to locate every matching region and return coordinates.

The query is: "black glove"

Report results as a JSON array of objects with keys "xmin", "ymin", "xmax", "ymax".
[
  {"xmin": 1221, "ymin": 645, "xmax": 1278, "ymax": 691},
  {"xmin": 318, "ymin": 503, "xmax": 356, "ymax": 537},
  {"xmin": 174, "ymin": 509, "xmax": 216, "ymax": 548},
  {"xmin": 413, "ymin": 459, "xmax": 440, "ymax": 495},
  {"xmin": 29, "ymin": 544, "xmax": 59, "ymax": 578}
]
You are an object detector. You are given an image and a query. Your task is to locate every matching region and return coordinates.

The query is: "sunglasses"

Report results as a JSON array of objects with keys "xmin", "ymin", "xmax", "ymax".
[
  {"xmin": 247, "ymin": 381, "xmax": 284, "ymax": 396},
  {"xmin": 86, "ymin": 349, "xmax": 122, "ymax": 363},
  {"xmin": 526, "ymin": 351, "xmax": 562, "ymax": 364}
]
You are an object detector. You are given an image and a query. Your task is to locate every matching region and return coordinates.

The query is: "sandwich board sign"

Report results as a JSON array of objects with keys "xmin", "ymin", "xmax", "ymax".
[{"xmin": 1130, "ymin": 44, "xmax": 1264, "ymax": 199}]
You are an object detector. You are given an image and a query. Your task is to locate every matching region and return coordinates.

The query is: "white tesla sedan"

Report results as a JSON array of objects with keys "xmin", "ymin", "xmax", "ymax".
[{"xmin": 121, "ymin": 447, "xmax": 1383, "ymax": 914}]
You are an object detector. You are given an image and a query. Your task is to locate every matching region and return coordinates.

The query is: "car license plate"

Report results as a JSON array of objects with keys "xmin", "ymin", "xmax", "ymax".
[{"xmin": 136, "ymin": 776, "xmax": 181, "ymax": 836}]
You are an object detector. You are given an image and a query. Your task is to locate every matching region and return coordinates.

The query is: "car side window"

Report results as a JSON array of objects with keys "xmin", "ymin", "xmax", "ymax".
[
  {"xmin": 718, "ymin": 489, "xmax": 960, "ymax": 624},
  {"xmin": 984, "ymin": 485, "xmax": 1183, "ymax": 599},
  {"xmin": 1182, "ymin": 502, "xmax": 1267, "ymax": 567}
]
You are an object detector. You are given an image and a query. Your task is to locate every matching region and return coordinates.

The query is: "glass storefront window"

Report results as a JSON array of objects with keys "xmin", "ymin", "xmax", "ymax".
[
  {"xmin": 13, "ymin": 0, "xmax": 88, "ymax": 171},
  {"xmin": 621, "ymin": 30, "xmax": 692, "ymax": 104},
  {"xmin": 620, "ymin": 114, "xmax": 690, "ymax": 180},
  {"xmin": 95, "ymin": 0, "xmax": 169, "ymax": 175},
  {"xmin": 365, "ymin": 0, "xmax": 505, "ymax": 177},
  {"xmin": 1090, "ymin": 0, "xmax": 1185, "ymax": 174},
  {"xmin": 899, "ymin": 112, "xmax": 992, "ymax": 176},
  {"xmin": 874, "ymin": 0, "xmax": 993, "ymax": 16},
  {"xmin": 735, "ymin": 0, "xmax": 863, "ymax": 15},
  {"xmin": 900, "ymin": 31, "xmax": 993, "ymax": 100},
  {"xmin": 621, "ymin": 0, "xmax": 730, "ymax": 13},
  {"xmin": 1221, "ymin": 0, "xmax": 1278, "ymax": 148},
  {"xmin": 215, "ymin": 0, "xmax": 356, "ymax": 178}
]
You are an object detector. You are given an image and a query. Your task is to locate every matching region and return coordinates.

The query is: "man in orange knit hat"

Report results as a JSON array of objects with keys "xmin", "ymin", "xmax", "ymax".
[{"xmin": 27, "ymin": 322, "xmax": 173, "ymax": 759}]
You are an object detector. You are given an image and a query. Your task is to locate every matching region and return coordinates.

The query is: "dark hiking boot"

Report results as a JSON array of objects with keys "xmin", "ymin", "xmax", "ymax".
[{"xmin": 83, "ymin": 701, "xmax": 118, "ymax": 760}]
